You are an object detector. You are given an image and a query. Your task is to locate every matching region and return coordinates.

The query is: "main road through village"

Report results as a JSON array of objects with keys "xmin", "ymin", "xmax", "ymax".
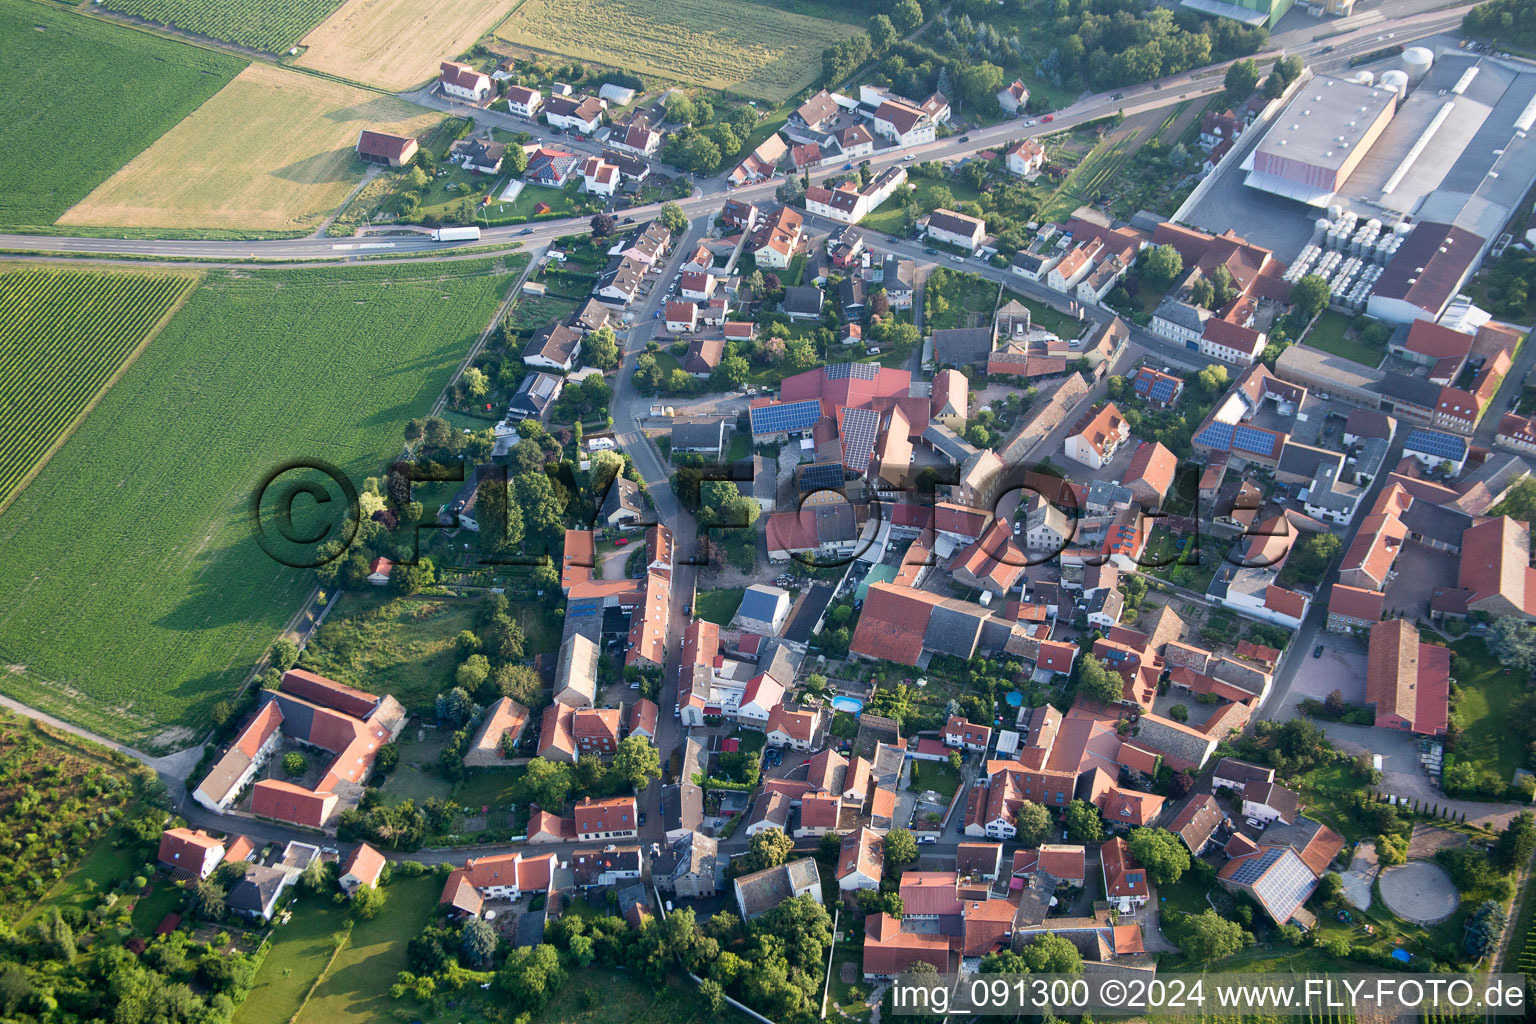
[{"xmin": 4, "ymin": 0, "xmax": 1529, "ymax": 878}]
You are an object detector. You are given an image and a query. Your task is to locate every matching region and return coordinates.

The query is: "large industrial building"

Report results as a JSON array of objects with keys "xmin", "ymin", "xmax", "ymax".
[{"xmin": 1242, "ymin": 76, "xmax": 1399, "ymax": 207}]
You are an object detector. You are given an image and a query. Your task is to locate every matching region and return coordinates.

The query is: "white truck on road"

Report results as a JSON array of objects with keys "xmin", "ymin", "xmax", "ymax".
[{"xmin": 433, "ymin": 226, "xmax": 481, "ymax": 243}]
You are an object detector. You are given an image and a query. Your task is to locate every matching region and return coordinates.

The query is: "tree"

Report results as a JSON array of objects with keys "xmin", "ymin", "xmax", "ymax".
[
  {"xmin": 1142, "ymin": 244, "xmax": 1183, "ymax": 290},
  {"xmin": 1179, "ymin": 909, "xmax": 1247, "ymax": 963},
  {"xmin": 283, "ymin": 752, "xmax": 307, "ymax": 777},
  {"xmin": 712, "ymin": 354, "xmax": 750, "ymax": 393},
  {"xmin": 1075, "ymin": 655, "xmax": 1122, "ymax": 704},
  {"xmin": 1020, "ymin": 932, "xmax": 1083, "ymax": 973},
  {"xmin": 457, "ymin": 653, "xmax": 491, "ymax": 691},
  {"xmin": 856, "ymin": 888, "xmax": 904, "ymax": 918},
  {"xmin": 591, "ymin": 212, "xmax": 617, "ymax": 238},
  {"xmin": 948, "ymin": 750, "xmax": 963, "ymax": 772},
  {"xmin": 957, "ymin": 61, "xmax": 1006, "ymax": 110},
  {"xmin": 350, "ymin": 882, "xmax": 386, "ymax": 920},
  {"xmin": 1014, "ymin": 801, "xmax": 1052, "ymax": 846},
  {"xmin": 390, "ymin": 558, "xmax": 436, "ymax": 595},
  {"xmin": 869, "ymin": 13, "xmax": 898, "ymax": 54},
  {"xmin": 1466, "ymin": 899, "xmax": 1506, "ymax": 958},
  {"xmin": 462, "ymin": 916, "xmax": 499, "ymax": 969},
  {"xmin": 1189, "ymin": 275, "xmax": 1216, "ymax": 309},
  {"xmin": 746, "ymin": 828, "xmax": 795, "ymax": 872},
  {"xmin": 1377, "ymin": 831, "xmax": 1408, "ymax": 866},
  {"xmin": 1489, "ymin": 618, "xmax": 1536, "ymax": 673},
  {"xmin": 884, "ymin": 828, "xmax": 918, "ymax": 868},
  {"xmin": 1493, "ymin": 811, "xmax": 1536, "ymax": 871},
  {"xmin": 1290, "ymin": 274, "xmax": 1330, "ymax": 322},
  {"xmin": 1064, "ymin": 799, "xmax": 1103, "ymax": 842},
  {"xmin": 583, "ymin": 325, "xmax": 620, "ymax": 370},
  {"xmin": 891, "ymin": 0, "xmax": 924, "ymax": 34},
  {"xmin": 496, "ymin": 943, "xmax": 566, "ymax": 1010},
  {"xmin": 463, "ymin": 366, "xmax": 490, "ymax": 400},
  {"xmin": 700, "ymin": 978, "xmax": 726, "ymax": 1014},
  {"xmin": 34, "ymin": 908, "xmax": 75, "ymax": 961},
  {"xmin": 1127, "ymin": 827, "xmax": 1191, "ymax": 885},
  {"xmin": 1224, "ymin": 58, "xmax": 1260, "ymax": 100},
  {"xmin": 525, "ymin": 757, "xmax": 574, "ymax": 810},
  {"xmin": 658, "ymin": 202, "xmax": 689, "ymax": 235},
  {"xmin": 612, "ymin": 735, "xmax": 661, "ymax": 790},
  {"xmin": 271, "ymin": 637, "xmax": 301, "ymax": 672},
  {"xmin": 188, "ymin": 879, "xmax": 225, "ymax": 921}
]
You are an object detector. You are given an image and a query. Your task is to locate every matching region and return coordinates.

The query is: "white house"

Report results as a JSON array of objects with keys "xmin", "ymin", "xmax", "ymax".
[
  {"xmin": 1047, "ymin": 238, "xmax": 1103, "ymax": 292},
  {"xmin": 505, "ymin": 85, "xmax": 543, "ymax": 118},
  {"xmin": 1063, "ymin": 404, "xmax": 1129, "ymax": 471},
  {"xmin": 545, "ymin": 94, "xmax": 605, "ymax": 134},
  {"xmin": 157, "ymin": 828, "xmax": 225, "ymax": 880},
  {"xmin": 737, "ymin": 674, "xmax": 785, "ymax": 730},
  {"xmin": 871, "ymin": 99, "xmax": 935, "ymax": 147},
  {"xmin": 1006, "ymin": 138, "xmax": 1044, "ymax": 177},
  {"xmin": 1200, "ymin": 318, "xmax": 1266, "ymax": 366},
  {"xmin": 925, "ymin": 209, "xmax": 985, "ymax": 250},
  {"xmin": 664, "ymin": 300, "xmax": 697, "ymax": 333},
  {"xmin": 837, "ymin": 828, "xmax": 883, "ymax": 891},
  {"xmin": 766, "ymin": 706, "xmax": 820, "ymax": 751},
  {"xmin": 581, "ymin": 156, "xmax": 619, "ymax": 196},
  {"xmin": 997, "ymin": 80, "xmax": 1029, "ymax": 115},
  {"xmin": 439, "ymin": 61, "xmax": 493, "ymax": 103}
]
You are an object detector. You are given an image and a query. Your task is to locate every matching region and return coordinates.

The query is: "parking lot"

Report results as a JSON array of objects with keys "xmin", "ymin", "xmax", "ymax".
[{"xmin": 1284, "ymin": 630, "xmax": 1369, "ymax": 711}]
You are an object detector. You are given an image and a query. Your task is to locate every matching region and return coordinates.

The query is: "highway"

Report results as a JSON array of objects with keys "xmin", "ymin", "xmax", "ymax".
[{"xmin": 0, "ymin": 3, "xmax": 1474, "ymax": 265}]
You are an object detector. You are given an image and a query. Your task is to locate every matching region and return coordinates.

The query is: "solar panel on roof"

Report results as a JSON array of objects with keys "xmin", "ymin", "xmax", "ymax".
[
  {"xmin": 750, "ymin": 399, "xmax": 822, "ymax": 435},
  {"xmin": 1194, "ymin": 422, "xmax": 1235, "ymax": 450},
  {"xmin": 841, "ymin": 406, "xmax": 880, "ymax": 468},
  {"xmin": 825, "ymin": 361, "xmax": 879, "ymax": 381},
  {"xmin": 1233, "ymin": 425, "xmax": 1278, "ymax": 456},
  {"xmin": 1227, "ymin": 846, "xmax": 1284, "ymax": 885},
  {"xmin": 798, "ymin": 462, "xmax": 846, "ymax": 491},
  {"xmin": 1404, "ymin": 429, "xmax": 1467, "ymax": 460},
  {"xmin": 1149, "ymin": 378, "xmax": 1179, "ymax": 403}
]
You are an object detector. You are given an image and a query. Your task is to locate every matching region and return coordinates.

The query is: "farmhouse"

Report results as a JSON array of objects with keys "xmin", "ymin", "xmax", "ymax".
[{"xmin": 355, "ymin": 129, "xmax": 418, "ymax": 168}]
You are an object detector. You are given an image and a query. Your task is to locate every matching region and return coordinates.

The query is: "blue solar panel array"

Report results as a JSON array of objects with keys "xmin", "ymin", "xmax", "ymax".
[
  {"xmin": 798, "ymin": 462, "xmax": 846, "ymax": 491},
  {"xmin": 1404, "ymin": 428, "xmax": 1467, "ymax": 461},
  {"xmin": 1194, "ymin": 422, "xmax": 1234, "ymax": 450},
  {"xmin": 750, "ymin": 399, "xmax": 822, "ymax": 435},
  {"xmin": 841, "ymin": 406, "xmax": 880, "ymax": 468},
  {"xmin": 1233, "ymin": 425, "xmax": 1279, "ymax": 457},
  {"xmin": 825, "ymin": 362, "xmax": 880, "ymax": 381},
  {"xmin": 1147, "ymin": 377, "xmax": 1180, "ymax": 403}
]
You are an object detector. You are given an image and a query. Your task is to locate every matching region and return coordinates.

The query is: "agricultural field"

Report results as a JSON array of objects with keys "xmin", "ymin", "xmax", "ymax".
[
  {"xmin": 0, "ymin": 257, "xmax": 525, "ymax": 750},
  {"xmin": 0, "ymin": 264, "xmax": 199, "ymax": 515},
  {"xmin": 295, "ymin": 0, "xmax": 517, "ymax": 90},
  {"xmin": 59, "ymin": 64, "xmax": 443, "ymax": 232},
  {"xmin": 493, "ymin": 0, "xmax": 861, "ymax": 102},
  {"xmin": 0, "ymin": 0, "xmax": 245, "ymax": 229},
  {"xmin": 97, "ymin": 0, "xmax": 343, "ymax": 53}
]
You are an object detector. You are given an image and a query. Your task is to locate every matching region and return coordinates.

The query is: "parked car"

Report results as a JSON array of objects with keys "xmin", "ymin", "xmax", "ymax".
[
  {"xmin": 903, "ymin": 153, "xmax": 914, "ymax": 160},
  {"xmin": 957, "ymin": 135, "xmax": 970, "ymax": 143},
  {"xmin": 615, "ymin": 537, "xmax": 629, "ymax": 546},
  {"xmin": 1313, "ymin": 644, "xmax": 1323, "ymax": 658},
  {"xmin": 638, "ymin": 812, "xmax": 646, "ymax": 826},
  {"xmin": 950, "ymin": 255, "xmax": 964, "ymax": 263},
  {"xmin": 918, "ymin": 835, "xmax": 937, "ymax": 844}
]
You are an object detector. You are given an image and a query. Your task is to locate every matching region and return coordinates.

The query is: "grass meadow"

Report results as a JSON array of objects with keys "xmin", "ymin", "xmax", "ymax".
[
  {"xmin": 295, "ymin": 0, "xmax": 518, "ymax": 90},
  {"xmin": 97, "ymin": 0, "xmax": 343, "ymax": 53},
  {"xmin": 0, "ymin": 257, "xmax": 524, "ymax": 750},
  {"xmin": 493, "ymin": 0, "xmax": 860, "ymax": 102},
  {"xmin": 0, "ymin": 264, "xmax": 200, "ymax": 515},
  {"xmin": 60, "ymin": 64, "xmax": 442, "ymax": 232},
  {"xmin": 0, "ymin": 0, "xmax": 245, "ymax": 229}
]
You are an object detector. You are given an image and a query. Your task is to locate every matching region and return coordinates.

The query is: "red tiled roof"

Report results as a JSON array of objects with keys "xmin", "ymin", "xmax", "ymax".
[
  {"xmin": 251, "ymin": 780, "xmax": 336, "ymax": 828},
  {"xmin": 1329, "ymin": 584, "xmax": 1384, "ymax": 623},
  {"xmin": 280, "ymin": 669, "xmax": 378, "ymax": 719},
  {"xmin": 342, "ymin": 843, "xmax": 387, "ymax": 888},
  {"xmin": 1100, "ymin": 837, "xmax": 1148, "ymax": 899},
  {"xmin": 899, "ymin": 871, "xmax": 963, "ymax": 917},
  {"xmin": 1263, "ymin": 585, "xmax": 1306, "ymax": 621},
  {"xmin": 157, "ymin": 828, "xmax": 222, "ymax": 871},
  {"xmin": 864, "ymin": 913, "xmax": 950, "ymax": 976},
  {"xmin": 1123, "ymin": 442, "xmax": 1177, "ymax": 501},
  {"xmin": 574, "ymin": 796, "xmax": 637, "ymax": 835}
]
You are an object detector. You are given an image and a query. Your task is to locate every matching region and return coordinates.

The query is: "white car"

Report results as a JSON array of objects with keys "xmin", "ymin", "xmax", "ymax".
[{"xmin": 950, "ymin": 255, "xmax": 964, "ymax": 263}]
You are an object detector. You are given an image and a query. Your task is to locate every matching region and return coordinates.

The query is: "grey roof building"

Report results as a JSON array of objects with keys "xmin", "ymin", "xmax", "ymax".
[
  {"xmin": 931, "ymin": 326, "xmax": 994, "ymax": 367},
  {"xmin": 733, "ymin": 858, "xmax": 822, "ymax": 919},
  {"xmin": 601, "ymin": 476, "xmax": 644, "ymax": 527},
  {"xmin": 782, "ymin": 286, "xmax": 825, "ymax": 321},
  {"xmin": 922, "ymin": 423, "xmax": 980, "ymax": 464},
  {"xmin": 507, "ymin": 372, "xmax": 564, "ymax": 423},
  {"xmin": 671, "ymin": 417, "xmax": 727, "ymax": 456}
]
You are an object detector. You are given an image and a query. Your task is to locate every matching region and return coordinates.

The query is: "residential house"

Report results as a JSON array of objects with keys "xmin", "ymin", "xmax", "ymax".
[
  {"xmin": 522, "ymin": 322, "xmax": 583, "ymax": 371},
  {"xmin": 581, "ymin": 156, "xmax": 619, "ymax": 196},
  {"xmin": 572, "ymin": 846, "xmax": 643, "ymax": 888},
  {"xmin": 464, "ymin": 697, "xmax": 530, "ymax": 767},
  {"xmin": 1100, "ymin": 837, "xmax": 1149, "ymax": 912},
  {"xmin": 1006, "ymin": 138, "xmax": 1045, "ymax": 176},
  {"xmin": 925, "ymin": 209, "xmax": 985, "ymax": 250},
  {"xmin": 1169, "ymin": 795, "xmax": 1225, "ymax": 856},
  {"xmin": 158, "ymin": 828, "xmax": 225, "ymax": 880},
  {"xmin": 505, "ymin": 85, "xmax": 542, "ymax": 117},
  {"xmin": 872, "ymin": 99, "xmax": 935, "ymax": 147},
  {"xmin": 734, "ymin": 858, "xmax": 822, "ymax": 920},
  {"xmin": 601, "ymin": 476, "xmax": 645, "ymax": 530},
  {"xmin": 339, "ymin": 843, "xmax": 386, "ymax": 894},
  {"xmin": 440, "ymin": 851, "xmax": 556, "ymax": 918},
  {"xmin": 574, "ymin": 796, "xmax": 638, "ymax": 841},
  {"xmin": 525, "ymin": 145, "xmax": 577, "ymax": 186},
  {"xmin": 837, "ymin": 827, "xmax": 884, "ymax": 891},
  {"xmin": 944, "ymin": 715, "xmax": 992, "ymax": 753},
  {"xmin": 654, "ymin": 831, "xmax": 719, "ymax": 898},
  {"xmin": 997, "ymin": 79, "xmax": 1030, "ymax": 114},
  {"xmin": 766, "ymin": 705, "xmax": 820, "ymax": 751},
  {"xmin": 440, "ymin": 61, "xmax": 492, "ymax": 103},
  {"xmin": 545, "ymin": 94, "xmax": 605, "ymax": 134},
  {"xmin": 1063, "ymin": 403, "xmax": 1129, "ymax": 470}
]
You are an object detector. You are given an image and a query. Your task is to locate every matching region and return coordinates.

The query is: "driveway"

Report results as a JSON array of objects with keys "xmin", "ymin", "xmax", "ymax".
[
  {"xmin": 1382, "ymin": 542, "xmax": 1459, "ymax": 622},
  {"xmin": 1279, "ymin": 632, "xmax": 1369, "ymax": 711}
]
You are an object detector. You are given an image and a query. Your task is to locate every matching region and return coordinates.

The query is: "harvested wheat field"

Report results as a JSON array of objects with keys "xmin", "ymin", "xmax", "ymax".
[
  {"xmin": 295, "ymin": 0, "xmax": 517, "ymax": 90},
  {"xmin": 59, "ymin": 64, "xmax": 441, "ymax": 231},
  {"xmin": 494, "ymin": 0, "xmax": 860, "ymax": 102}
]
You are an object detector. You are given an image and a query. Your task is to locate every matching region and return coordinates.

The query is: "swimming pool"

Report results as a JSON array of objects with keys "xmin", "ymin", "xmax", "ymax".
[{"xmin": 830, "ymin": 696, "xmax": 864, "ymax": 715}]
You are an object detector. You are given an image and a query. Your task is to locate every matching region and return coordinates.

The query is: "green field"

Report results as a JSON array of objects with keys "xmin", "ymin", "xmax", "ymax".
[
  {"xmin": 292, "ymin": 875, "xmax": 442, "ymax": 1024},
  {"xmin": 694, "ymin": 587, "xmax": 744, "ymax": 626},
  {"xmin": 98, "ymin": 0, "xmax": 344, "ymax": 53},
  {"xmin": 297, "ymin": 592, "xmax": 481, "ymax": 711},
  {"xmin": 0, "ymin": 264, "xmax": 199, "ymax": 514},
  {"xmin": 1303, "ymin": 309, "xmax": 1387, "ymax": 368},
  {"xmin": 0, "ymin": 0, "xmax": 245, "ymax": 228},
  {"xmin": 233, "ymin": 893, "xmax": 349, "ymax": 1024},
  {"xmin": 1448, "ymin": 637, "xmax": 1527, "ymax": 781},
  {"xmin": 0, "ymin": 258, "xmax": 524, "ymax": 750}
]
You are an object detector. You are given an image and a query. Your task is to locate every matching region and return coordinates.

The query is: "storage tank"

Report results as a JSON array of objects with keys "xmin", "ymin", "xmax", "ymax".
[
  {"xmin": 1401, "ymin": 47, "xmax": 1433, "ymax": 84},
  {"xmin": 1348, "ymin": 70, "xmax": 1375, "ymax": 86},
  {"xmin": 1380, "ymin": 69, "xmax": 1410, "ymax": 96},
  {"xmin": 1313, "ymin": 218, "xmax": 1331, "ymax": 245}
]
